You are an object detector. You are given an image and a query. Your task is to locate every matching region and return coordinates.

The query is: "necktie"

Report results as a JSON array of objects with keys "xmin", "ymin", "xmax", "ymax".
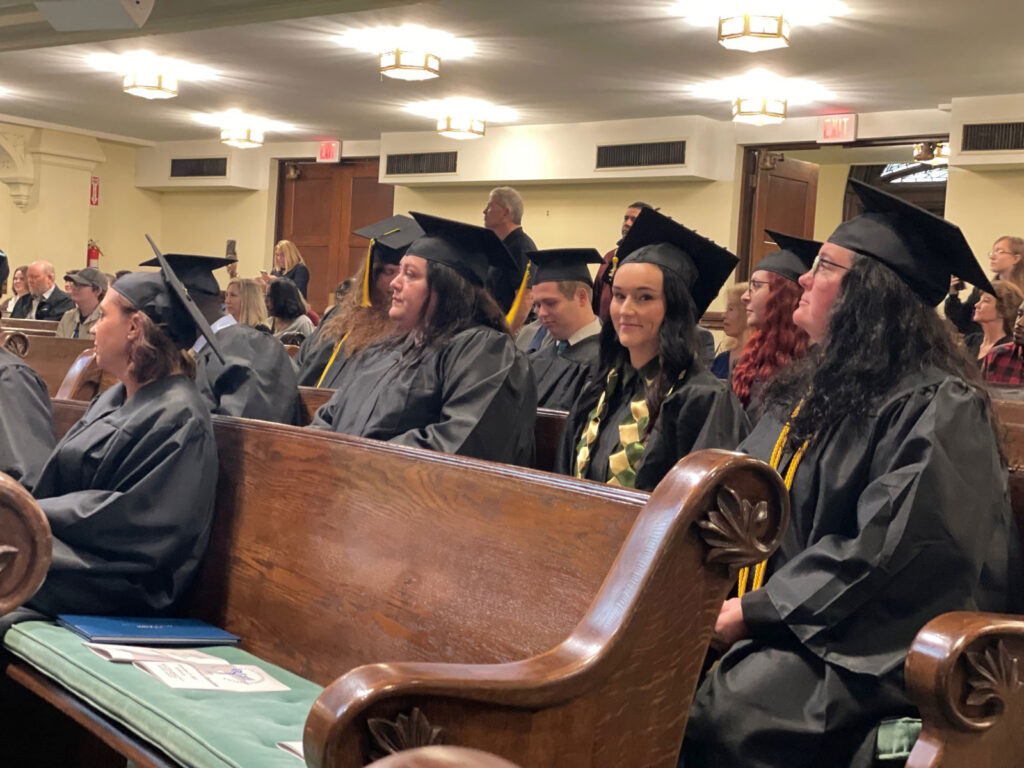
[
  {"xmin": 528, "ymin": 325, "xmax": 548, "ymax": 352},
  {"xmin": 556, "ymin": 340, "xmax": 569, "ymax": 356}
]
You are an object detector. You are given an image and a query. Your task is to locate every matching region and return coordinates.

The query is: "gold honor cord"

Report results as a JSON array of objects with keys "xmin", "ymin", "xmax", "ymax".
[
  {"xmin": 505, "ymin": 261, "xmax": 532, "ymax": 326},
  {"xmin": 736, "ymin": 402, "xmax": 809, "ymax": 597},
  {"xmin": 315, "ymin": 331, "xmax": 350, "ymax": 388}
]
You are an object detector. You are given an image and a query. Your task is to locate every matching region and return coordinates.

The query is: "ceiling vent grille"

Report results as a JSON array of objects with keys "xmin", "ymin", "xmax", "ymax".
[
  {"xmin": 596, "ymin": 140, "xmax": 686, "ymax": 169},
  {"xmin": 170, "ymin": 157, "xmax": 228, "ymax": 177},
  {"xmin": 961, "ymin": 122, "xmax": 1024, "ymax": 152},
  {"xmin": 385, "ymin": 151, "xmax": 458, "ymax": 175}
]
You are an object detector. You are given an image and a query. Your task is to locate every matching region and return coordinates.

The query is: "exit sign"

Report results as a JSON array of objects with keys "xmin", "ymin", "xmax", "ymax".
[
  {"xmin": 818, "ymin": 114, "xmax": 857, "ymax": 144},
  {"xmin": 317, "ymin": 140, "xmax": 340, "ymax": 163}
]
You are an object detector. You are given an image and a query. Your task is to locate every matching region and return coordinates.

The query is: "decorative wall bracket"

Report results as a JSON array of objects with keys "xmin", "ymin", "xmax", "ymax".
[{"xmin": 0, "ymin": 127, "xmax": 36, "ymax": 210}]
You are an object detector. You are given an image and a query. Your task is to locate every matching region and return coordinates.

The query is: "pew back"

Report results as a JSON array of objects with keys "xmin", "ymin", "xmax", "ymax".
[
  {"xmin": 8, "ymin": 336, "xmax": 95, "ymax": 397},
  {"xmin": 0, "ymin": 318, "xmax": 59, "ymax": 336}
]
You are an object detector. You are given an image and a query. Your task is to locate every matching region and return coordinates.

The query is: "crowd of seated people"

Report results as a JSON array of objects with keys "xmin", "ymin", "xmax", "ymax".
[{"xmin": 0, "ymin": 184, "xmax": 1022, "ymax": 768}]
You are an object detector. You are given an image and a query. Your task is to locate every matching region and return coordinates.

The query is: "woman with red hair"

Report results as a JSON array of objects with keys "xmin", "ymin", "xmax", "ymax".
[{"xmin": 732, "ymin": 231, "xmax": 818, "ymax": 421}]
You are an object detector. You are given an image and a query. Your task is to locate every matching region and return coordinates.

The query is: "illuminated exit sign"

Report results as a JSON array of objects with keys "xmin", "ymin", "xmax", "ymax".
[
  {"xmin": 818, "ymin": 114, "xmax": 857, "ymax": 144},
  {"xmin": 317, "ymin": 140, "xmax": 340, "ymax": 163}
]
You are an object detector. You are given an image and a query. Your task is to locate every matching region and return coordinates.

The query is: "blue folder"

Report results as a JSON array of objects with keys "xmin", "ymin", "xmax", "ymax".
[{"xmin": 57, "ymin": 615, "xmax": 241, "ymax": 646}]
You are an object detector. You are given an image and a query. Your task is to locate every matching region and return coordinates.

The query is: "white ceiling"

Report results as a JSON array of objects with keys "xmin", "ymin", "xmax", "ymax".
[{"xmin": 0, "ymin": 0, "xmax": 1022, "ymax": 143}]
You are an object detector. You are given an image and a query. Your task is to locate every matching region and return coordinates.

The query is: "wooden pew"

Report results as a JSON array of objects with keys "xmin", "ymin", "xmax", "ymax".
[
  {"xmin": 1, "ymin": 398, "xmax": 789, "ymax": 768},
  {"xmin": 1, "ymin": 334, "xmax": 94, "ymax": 397},
  {"xmin": 0, "ymin": 318, "xmax": 59, "ymax": 337},
  {"xmin": 902, "ymin": 394, "xmax": 1024, "ymax": 767}
]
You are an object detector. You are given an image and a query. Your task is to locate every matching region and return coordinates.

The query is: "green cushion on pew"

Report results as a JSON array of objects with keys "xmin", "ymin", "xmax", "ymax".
[
  {"xmin": 5, "ymin": 621, "xmax": 322, "ymax": 768},
  {"xmin": 875, "ymin": 717, "xmax": 922, "ymax": 763}
]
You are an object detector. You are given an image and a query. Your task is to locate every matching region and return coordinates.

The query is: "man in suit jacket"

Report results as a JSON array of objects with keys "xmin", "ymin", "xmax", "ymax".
[{"xmin": 12, "ymin": 261, "xmax": 74, "ymax": 320}]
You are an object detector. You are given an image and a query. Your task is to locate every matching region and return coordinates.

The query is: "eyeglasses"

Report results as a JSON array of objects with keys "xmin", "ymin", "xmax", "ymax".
[
  {"xmin": 990, "ymin": 249, "xmax": 1015, "ymax": 258},
  {"xmin": 748, "ymin": 277, "xmax": 769, "ymax": 292},
  {"xmin": 810, "ymin": 255, "xmax": 850, "ymax": 278}
]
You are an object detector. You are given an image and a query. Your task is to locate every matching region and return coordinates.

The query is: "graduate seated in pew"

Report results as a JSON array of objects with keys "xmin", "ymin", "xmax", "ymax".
[
  {"xmin": 138, "ymin": 252, "xmax": 302, "ymax": 425},
  {"xmin": 556, "ymin": 208, "xmax": 749, "ymax": 490},
  {"xmin": 224, "ymin": 276, "xmax": 271, "ymax": 333},
  {"xmin": 731, "ymin": 230, "xmax": 813, "ymax": 423},
  {"xmin": 309, "ymin": 212, "xmax": 537, "ymax": 466},
  {"xmin": 5, "ymin": 250, "xmax": 220, "ymax": 627},
  {"xmin": 682, "ymin": 180, "xmax": 1024, "ymax": 768},
  {"xmin": 268, "ymin": 278, "xmax": 315, "ymax": 341},
  {"xmin": 0, "ymin": 342, "xmax": 55, "ymax": 490},
  {"xmin": 522, "ymin": 248, "xmax": 603, "ymax": 410},
  {"xmin": 296, "ymin": 215, "xmax": 419, "ymax": 387}
]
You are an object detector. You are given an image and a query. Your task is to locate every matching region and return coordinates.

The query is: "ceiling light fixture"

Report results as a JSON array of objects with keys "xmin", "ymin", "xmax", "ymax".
[
  {"xmin": 336, "ymin": 24, "xmax": 474, "ymax": 81},
  {"xmin": 404, "ymin": 98, "xmax": 518, "ymax": 140},
  {"xmin": 689, "ymin": 68, "xmax": 833, "ymax": 126},
  {"xmin": 87, "ymin": 51, "xmax": 217, "ymax": 99},
  {"xmin": 193, "ymin": 109, "xmax": 295, "ymax": 149},
  {"xmin": 718, "ymin": 10, "xmax": 791, "ymax": 52},
  {"xmin": 913, "ymin": 141, "xmax": 950, "ymax": 165}
]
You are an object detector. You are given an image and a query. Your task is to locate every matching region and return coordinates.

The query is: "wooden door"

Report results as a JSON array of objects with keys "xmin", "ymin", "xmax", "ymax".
[
  {"xmin": 276, "ymin": 159, "xmax": 394, "ymax": 313},
  {"xmin": 740, "ymin": 151, "xmax": 819, "ymax": 279}
]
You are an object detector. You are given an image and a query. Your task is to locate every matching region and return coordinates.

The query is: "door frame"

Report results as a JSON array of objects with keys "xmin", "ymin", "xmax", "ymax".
[{"xmin": 735, "ymin": 134, "xmax": 949, "ymax": 279}]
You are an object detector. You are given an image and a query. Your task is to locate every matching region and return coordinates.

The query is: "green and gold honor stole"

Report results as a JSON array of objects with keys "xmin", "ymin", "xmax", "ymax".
[
  {"xmin": 737, "ymin": 401, "xmax": 810, "ymax": 596},
  {"xmin": 573, "ymin": 360, "xmax": 686, "ymax": 488}
]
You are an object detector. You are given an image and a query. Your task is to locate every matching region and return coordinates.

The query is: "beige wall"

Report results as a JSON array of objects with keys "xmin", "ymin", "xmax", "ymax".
[
  {"xmin": 945, "ymin": 166, "xmax": 1024, "ymax": 268},
  {"xmin": 811, "ymin": 163, "xmax": 850, "ymax": 242}
]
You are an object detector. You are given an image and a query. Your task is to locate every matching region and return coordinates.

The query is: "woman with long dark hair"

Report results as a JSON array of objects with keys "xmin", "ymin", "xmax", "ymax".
[
  {"xmin": 731, "ymin": 230, "xmax": 813, "ymax": 420},
  {"xmin": 683, "ymin": 181, "xmax": 1021, "ymax": 768},
  {"xmin": 11, "ymin": 248, "xmax": 219, "ymax": 621},
  {"xmin": 309, "ymin": 213, "xmax": 536, "ymax": 466},
  {"xmin": 295, "ymin": 215, "xmax": 418, "ymax": 387},
  {"xmin": 555, "ymin": 208, "xmax": 748, "ymax": 490},
  {"xmin": 268, "ymin": 277, "xmax": 314, "ymax": 340}
]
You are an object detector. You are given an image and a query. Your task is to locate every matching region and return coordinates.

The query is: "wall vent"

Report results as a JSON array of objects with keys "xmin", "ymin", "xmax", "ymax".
[
  {"xmin": 170, "ymin": 157, "xmax": 228, "ymax": 177},
  {"xmin": 596, "ymin": 140, "xmax": 686, "ymax": 169},
  {"xmin": 385, "ymin": 151, "xmax": 458, "ymax": 175},
  {"xmin": 961, "ymin": 122, "xmax": 1024, "ymax": 152}
]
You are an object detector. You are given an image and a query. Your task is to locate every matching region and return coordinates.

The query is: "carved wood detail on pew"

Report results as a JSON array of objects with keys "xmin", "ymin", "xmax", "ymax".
[
  {"xmin": 371, "ymin": 746, "xmax": 522, "ymax": 768},
  {"xmin": 55, "ymin": 349, "xmax": 116, "ymax": 402},
  {"xmin": 0, "ymin": 472, "xmax": 51, "ymax": 615},
  {"xmin": 1, "ymin": 329, "xmax": 28, "ymax": 357}
]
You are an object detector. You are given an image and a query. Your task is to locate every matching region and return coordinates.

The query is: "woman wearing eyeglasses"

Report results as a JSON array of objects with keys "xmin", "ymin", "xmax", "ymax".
[
  {"xmin": 945, "ymin": 235, "xmax": 1024, "ymax": 336},
  {"xmin": 731, "ymin": 231, "xmax": 813, "ymax": 422},
  {"xmin": 683, "ymin": 181, "xmax": 1020, "ymax": 768}
]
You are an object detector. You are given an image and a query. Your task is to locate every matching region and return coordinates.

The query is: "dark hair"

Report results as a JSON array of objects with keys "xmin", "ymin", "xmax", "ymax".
[
  {"xmin": 628, "ymin": 201, "xmax": 655, "ymax": 210},
  {"xmin": 268, "ymin": 278, "xmax": 306, "ymax": 321},
  {"xmin": 987, "ymin": 281, "xmax": 1024, "ymax": 337},
  {"xmin": 763, "ymin": 256, "xmax": 998, "ymax": 448},
  {"xmin": 114, "ymin": 292, "xmax": 196, "ymax": 383},
  {"xmin": 405, "ymin": 261, "xmax": 509, "ymax": 363},
  {"xmin": 578, "ymin": 262, "xmax": 698, "ymax": 437},
  {"xmin": 114, "ymin": 270, "xmax": 132, "ymax": 281},
  {"xmin": 732, "ymin": 273, "xmax": 809, "ymax": 407}
]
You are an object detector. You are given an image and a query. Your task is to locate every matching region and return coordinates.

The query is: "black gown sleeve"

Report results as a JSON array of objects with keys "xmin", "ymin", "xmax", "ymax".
[
  {"xmin": 740, "ymin": 378, "xmax": 1019, "ymax": 676},
  {"xmin": 944, "ymin": 286, "xmax": 981, "ymax": 336},
  {"xmin": 0, "ymin": 358, "xmax": 56, "ymax": 491}
]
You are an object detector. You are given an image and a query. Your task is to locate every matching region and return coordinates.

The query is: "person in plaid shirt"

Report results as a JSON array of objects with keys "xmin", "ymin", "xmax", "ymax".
[{"xmin": 981, "ymin": 297, "xmax": 1024, "ymax": 384}]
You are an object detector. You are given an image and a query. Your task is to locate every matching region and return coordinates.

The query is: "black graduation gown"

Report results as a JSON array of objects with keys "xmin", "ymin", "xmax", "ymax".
[
  {"xmin": 309, "ymin": 325, "xmax": 537, "ymax": 466},
  {"xmin": 0, "ymin": 348, "xmax": 56, "ymax": 490},
  {"xmin": 294, "ymin": 323, "xmax": 337, "ymax": 386},
  {"xmin": 530, "ymin": 335, "xmax": 599, "ymax": 411},
  {"xmin": 683, "ymin": 369, "xmax": 1022, "ymax": 768},
  {"xmin": 26, "ymin": 375, "xmax": 218, "ymax": 617},
  {"xmin": 556, "ymin": 359, "xmax": 750, "ymax": 491},
  {"xmin": 195, "ymin": 323, "xmax": 302, "ymax": 425}
]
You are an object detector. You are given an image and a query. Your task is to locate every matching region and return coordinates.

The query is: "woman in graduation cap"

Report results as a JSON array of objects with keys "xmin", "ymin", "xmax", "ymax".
[
  {"xmin": 556, "ymin": 208, "xmax": 749, "ymax": 490},
  {"xmin": 295, "ymin": 215, "xmax": 420, "ymax": 388},
  {"xmin": 730, "ymin": 230, "xmax": 812, "ymax": 421},
  {"xmin": 13, "ymin": 246, "xmax": 219, "ymax": 621},
  {"xmin": 683, "ymin": 180, "xmax": 1022, "ymax": 768},
  {"xmin": 308, "ymin": 212, "xmax": 537, "ymax": 466}
]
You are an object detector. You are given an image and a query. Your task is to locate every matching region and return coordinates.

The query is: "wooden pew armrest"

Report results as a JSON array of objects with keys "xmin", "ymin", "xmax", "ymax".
[
  {"xmin": 0, "ymin": 472, "xmax": 51, "ymax": 615},
  {"xmin": 306, "ymin": 449, "xmax": 790, "ymax": 768},
  {"xmin": 905, "ymin": 611, "xmax": 1024, "ymax": 768}
]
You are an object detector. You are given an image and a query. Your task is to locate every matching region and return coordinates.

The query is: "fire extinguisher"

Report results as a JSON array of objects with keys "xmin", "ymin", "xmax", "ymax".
[{"xmin": 87, "ymin": 239, "xmax": 101, "ymax": 269}]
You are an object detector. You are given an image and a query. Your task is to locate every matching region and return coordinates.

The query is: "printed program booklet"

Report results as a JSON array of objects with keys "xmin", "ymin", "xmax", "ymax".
[{"xmin": 84, "ymin": 643, "xmax": 290, "ymax": 693}]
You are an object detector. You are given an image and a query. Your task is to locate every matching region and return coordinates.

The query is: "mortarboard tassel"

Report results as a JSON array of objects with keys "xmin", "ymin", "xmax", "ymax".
[
  {"xmin": 504, "ymin": 261, "xmax": 532, "ymax": 326},
  {"xmin": 359, "ymin": 239, "xmax": 375, "ymax": 308}
]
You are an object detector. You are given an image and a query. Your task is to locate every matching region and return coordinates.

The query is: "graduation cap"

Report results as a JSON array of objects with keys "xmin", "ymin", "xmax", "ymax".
[
  {"xmin": 828, "ymin": 179, "xmax": 994, "ymax": 306},
  {"xmin": 407, "ymin": 212, "xmax": 518, "ymax": 288},
  {"xmin": 759, "ymin": 230, "xmax": 821, "ymax": 283},
  {"xmin": 138, "ymin": 252, "xmax": 234, "ymax": 297},
  {"xmin": 610, "ymin": 208, "xmax": 738, "ymax": 315},
  {"xmin": 527, "ymin": 248, "xmax": 603, "ymax": 287},
  {"xmin": 113, "ymin": 235, "xmax": 226, "ymax": 363},
  {"xmin": 353, "ymin": 214, "xmax": 424, "ymax": 307}
]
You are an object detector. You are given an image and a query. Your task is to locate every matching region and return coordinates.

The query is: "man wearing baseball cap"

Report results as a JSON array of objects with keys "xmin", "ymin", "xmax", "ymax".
[{"xmin": 56, "ymin": 266, "xmax": 107, "ymax": 339}]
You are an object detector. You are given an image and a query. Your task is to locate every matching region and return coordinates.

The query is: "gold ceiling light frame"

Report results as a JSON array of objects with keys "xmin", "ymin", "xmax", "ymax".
[
  {"xmin": 220, "ymin": 125, "xmax": 264, "ymax": 149},
  {"xmin": 913, "ymin": 141, "xmax": 950, "ymax": 164},
  {"xmin": 122, "ymin": 70, "xmax": 178, "ymax": 99},
  {"xmin": 379, "ymin": 49, "xmax": 441, "ymax": 81},
  {"xmin": 436, "ymin": 115, "xmax": 486, "ymax": 140},
  {"xmin": 732, "ymin": 96, "xmax": 788, "ymax": 126},
  {"xmin": 718, "ymin": 12, "xmax": 791, "ymax": 52}
]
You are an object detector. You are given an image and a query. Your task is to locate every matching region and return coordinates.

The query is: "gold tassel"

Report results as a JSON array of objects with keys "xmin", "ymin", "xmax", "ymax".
[
  {"xmin": 505, "ymin": 261, "xmax": 532, "ymax": 326},
  {"xmin": 608, "ymin": 252, "xmax": 619, "ymax": 280},
  {"xmin": 359, "ymin": 239, "xmax": 375, "ymax": 308}
]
